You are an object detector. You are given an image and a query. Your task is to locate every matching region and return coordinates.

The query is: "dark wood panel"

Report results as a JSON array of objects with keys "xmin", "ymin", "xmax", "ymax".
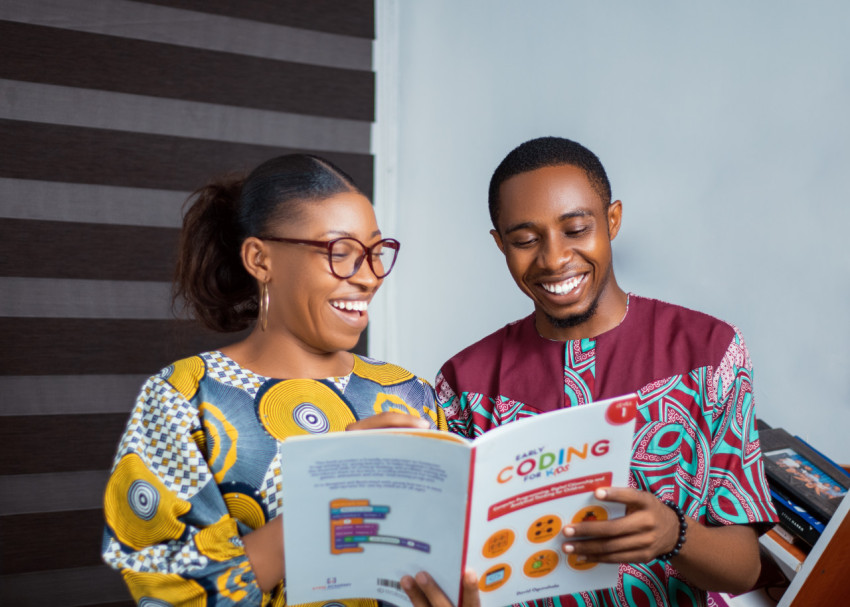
[
  {"xmin": 0, "ymin": 415, "xmax": 125, "ymax": 475},
  {"xmin": 0, "ymin": 219, "xmax": 178, "ymax": 281},
  {"xmin": 0, "ymin": 318, "xmax": 246, "ymax": 376},
  {"xmin": 137, "ymin": 0, "xmax": 375, "ymax": 38},
  {"xmin": 0, "ymin": 21, "xmax": 374, "ymax": 120},
  {"xmin": 0, "ymin": 317, "xmax": 365, "ymax": 376},
  {"xmin": 0, "ymin": 120, "xmax": 374, "ymax": 197},
  {"xmin": 0, "ymin": 565, "xmax": 131, "ymax": 606},
  {"xmin": 0, "ymin": 509, "xmax": 105, "ymax": 574}
]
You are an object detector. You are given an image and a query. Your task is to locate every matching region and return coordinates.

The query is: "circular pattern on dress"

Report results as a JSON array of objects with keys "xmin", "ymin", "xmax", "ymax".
[
  {"xmin": 352, "ymin": 356, "xmax": 414, "ymax": 385},
  {"xmin": 128, "ymin": 480, "xmax": 159, "ymax": 521},
  {"xmin": 165, "ymin": 356, "xmax": 205, "ymax": 401},
  {"xmin": 258, "ymin": 380, "xmax": 356, "ymax": 440},
  {"xmin": 293, "ymin": 403, "xmax": 331, "ymax": 433},
  {"xmin": 139, "ymin": 598, "xmax": 173, "ymax": 607},
  {"xmin": 222, "ymin": 492, "xmax": 266, "ymax": 530}
]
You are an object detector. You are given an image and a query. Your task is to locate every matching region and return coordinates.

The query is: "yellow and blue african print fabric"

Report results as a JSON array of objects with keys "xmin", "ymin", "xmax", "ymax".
[{"xmin": 102, "ymin": 351, "xmax": 445, "ymax": 607}]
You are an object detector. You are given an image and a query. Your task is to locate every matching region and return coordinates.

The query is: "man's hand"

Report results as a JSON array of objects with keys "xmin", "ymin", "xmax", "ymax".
[
  {"xmin": 401, "ymin": 570, "xmax": 480, "ymax": 607},
  {"xmin": 346, "ymin": 412, "xmax": 431, "ymax": 431},
  {"xmin": 562, "ymin": 487, "xmax": 681, "ymax": 563}
]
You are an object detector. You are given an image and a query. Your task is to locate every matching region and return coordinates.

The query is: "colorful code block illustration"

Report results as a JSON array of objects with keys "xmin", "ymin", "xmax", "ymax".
[{"xmin": 329, "ymin": 498, "xmax": 430, "ymax": 555}]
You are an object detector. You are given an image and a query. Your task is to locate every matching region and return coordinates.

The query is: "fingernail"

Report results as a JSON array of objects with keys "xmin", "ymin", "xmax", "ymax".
[
  {"xmin": 400, "ymin": 576, "xmax": 413, "ymax": 591},
  {"xmin": 563, "ymin": 543, "xmax": 574, "ymax": 553},
  {"xmin": 563, "ymin": 526, "xmax": 575, "ymax": 537},
  {"xmin": 595, "ymin": 488, "xmax": 607, "ymax": 499},
  {"xmin": 415, "ymin": 571, "xmax": 430, "ymax": 585}
]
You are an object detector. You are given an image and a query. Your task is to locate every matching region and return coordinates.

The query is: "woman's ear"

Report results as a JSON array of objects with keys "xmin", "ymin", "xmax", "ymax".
[{"xmin": 241, "ymin": 237, "xmax": 271, "ymax": 282}]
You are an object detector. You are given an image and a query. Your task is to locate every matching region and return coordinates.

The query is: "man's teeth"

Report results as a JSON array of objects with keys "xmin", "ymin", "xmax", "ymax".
[
  {"xmin": 332, "ymin": 300, "xmax": 368, "ymax": 312},
  {"xmin": 541, "ymin": 276, "xmax": 582, "ymax": 295}
]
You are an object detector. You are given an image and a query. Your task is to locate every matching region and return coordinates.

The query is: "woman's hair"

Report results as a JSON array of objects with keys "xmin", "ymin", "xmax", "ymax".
[{"xmin": 173, "ymin": 154, "xmax": 360, "ymax": 332}]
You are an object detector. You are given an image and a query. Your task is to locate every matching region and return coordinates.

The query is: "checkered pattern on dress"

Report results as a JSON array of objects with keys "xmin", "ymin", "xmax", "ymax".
[
  {"xmin": 203, "ymin": 351, "xmax": 267, "ymax": 397},
  {"xmin": 330, "ymin": 374, "xmax": 350, "ymax": 393},
  {"xmin": 260, "ymin": 451, "xmax": 284, "ymax": 519},
  {"xmin": 118, "ymin": 377, "xmax": 211, "ymax": 500},
  {"xmin": 105, "ymin": 535, "xmax": 209, "ymax": 574}
]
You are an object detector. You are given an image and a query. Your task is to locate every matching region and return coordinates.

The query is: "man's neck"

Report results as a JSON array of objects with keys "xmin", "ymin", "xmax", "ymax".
[{"xmin": 535, "ymin": 284, "xmax": 629, "ymax": 342}]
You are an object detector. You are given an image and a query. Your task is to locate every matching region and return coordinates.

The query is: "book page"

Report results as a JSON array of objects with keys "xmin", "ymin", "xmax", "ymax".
[
  {"xmin": 281, "ymin": 430, "xmax": 471, "ymax": 606},
  {"xmin": 465, "ymin": 395, "xmax": 638, "ymax": 606}
]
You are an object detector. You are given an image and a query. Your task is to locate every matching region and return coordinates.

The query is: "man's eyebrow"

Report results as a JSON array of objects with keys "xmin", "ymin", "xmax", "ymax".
[
  {"xmin": 504, "ymin": 221, "xmax": 535, "ymax": 235},
  {"xmin": 503, "ymin": 211, "xmax": 593, "ymax": 235},
  {"xmin": 559, "ymin": 210, "xmax": 594, "ymax": 221}
]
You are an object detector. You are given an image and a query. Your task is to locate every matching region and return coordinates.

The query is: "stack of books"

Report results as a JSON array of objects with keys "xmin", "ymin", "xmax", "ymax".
[{"xmin": 758, "ymin": 422, "xmax": 850, "ymax": 551}]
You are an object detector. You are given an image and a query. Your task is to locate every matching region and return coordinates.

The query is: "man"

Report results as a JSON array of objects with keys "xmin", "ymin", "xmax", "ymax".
[{"xmin": 436, "ymin": 137, "xmax": 777, "ymax": 606}]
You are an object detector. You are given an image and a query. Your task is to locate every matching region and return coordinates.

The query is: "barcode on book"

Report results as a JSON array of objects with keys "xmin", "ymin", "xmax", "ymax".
[{"xmin": 377, "ymin": 578, "xmax": 402, "ymax": 591}]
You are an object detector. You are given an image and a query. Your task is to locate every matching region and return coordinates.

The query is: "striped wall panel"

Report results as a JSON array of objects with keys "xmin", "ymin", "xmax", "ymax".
[{"xmin": 0, "ymin": 1, "xmax": 375, "ymax": 604}]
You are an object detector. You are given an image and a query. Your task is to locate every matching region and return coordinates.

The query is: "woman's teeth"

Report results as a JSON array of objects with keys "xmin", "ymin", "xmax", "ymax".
[
  {"xmin": 332, "ymin": 300, "xmax": 368, "ymax": 312},
  {"xmin": 541, "ymin": 275, "xmax": 582, "ymax": 295}
]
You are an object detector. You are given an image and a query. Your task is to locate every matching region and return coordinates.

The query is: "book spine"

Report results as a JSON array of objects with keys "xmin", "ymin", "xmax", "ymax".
[
  {"xmin": 771, "ymin": 492, "xmax": 822, "ymax": 548},
  {"xmin": 459, "ymin": 446, "xmax": 476, "ymax": 605},
  {"xmin": 770, "ymin": 486, "xmax": 827, "ymax": 529}
]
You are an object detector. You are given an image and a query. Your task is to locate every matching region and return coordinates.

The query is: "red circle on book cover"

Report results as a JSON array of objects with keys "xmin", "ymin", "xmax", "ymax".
[{"xmin": 605, "ymin": 398, "xmax": 637, "ymax": 425}]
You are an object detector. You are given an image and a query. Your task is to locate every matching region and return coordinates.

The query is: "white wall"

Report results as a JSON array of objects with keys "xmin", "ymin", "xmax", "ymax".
[{"xmin": 372, "ymin": 1, "xmax": 850, "ymax": 462}]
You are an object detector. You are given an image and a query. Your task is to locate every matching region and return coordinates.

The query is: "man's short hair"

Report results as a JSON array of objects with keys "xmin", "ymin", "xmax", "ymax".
[{"xmin": 488, "ymin": 136, "xmax": 612, "ymax": 230}]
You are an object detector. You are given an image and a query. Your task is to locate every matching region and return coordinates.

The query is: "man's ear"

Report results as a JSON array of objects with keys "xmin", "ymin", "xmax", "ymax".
[
  {"xmin": 241, "ymin": 237, "xmax": 272, "ymax": 283},
  {"xmin": 490, "ymin": 229, "xmax": 506, "ymax": 254},
  {"xmin": 607, "ymin": 200, "xmax": 623, "ymax": 241}
]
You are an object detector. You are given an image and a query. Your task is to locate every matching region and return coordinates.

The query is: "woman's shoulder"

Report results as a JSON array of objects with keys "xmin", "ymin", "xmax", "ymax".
[
  {"xmin": 140, "ymin": 351, "xmax": 219, "ymax": 404},
  {"xmin": 350, "ymin": 354, "xmax": 433, "ymax": 388}
]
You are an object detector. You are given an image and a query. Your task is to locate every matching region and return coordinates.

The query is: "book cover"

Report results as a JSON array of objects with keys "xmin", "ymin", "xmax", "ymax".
[
  {"xmin": 759, "ymin": 427, "xmax": 849, "ymax": 523},
  {"xmin": 280, "ymin": 394, "xmax": 638, "ymax": 607}
]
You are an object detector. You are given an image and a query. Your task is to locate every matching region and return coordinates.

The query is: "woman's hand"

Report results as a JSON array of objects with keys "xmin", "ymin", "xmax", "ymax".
[
  {"xmin": 401, "ymin": 570, "xmax": 480, "ymax": 607},
  {"xmin": 346, "ymin": 411, "xmax": 431, "ymax": 431}
]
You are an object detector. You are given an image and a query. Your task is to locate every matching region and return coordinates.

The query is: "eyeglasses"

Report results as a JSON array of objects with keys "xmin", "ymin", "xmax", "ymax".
[{"xmin": 258, "ymin": 236, "xmax": 400, "ymax": 279}]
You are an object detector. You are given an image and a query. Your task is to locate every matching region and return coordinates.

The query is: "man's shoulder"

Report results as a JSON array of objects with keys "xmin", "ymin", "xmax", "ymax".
[
  {"xmin": 442, "ymin": 314, "xmax": 534, "ymax": 369},
  {"xmin": 630, "ymin": 294, "xmax": 737, "ymax": 335},
  {"xmin": 595, "ymin": 295, "xmax": 744, "ymax": 399}
]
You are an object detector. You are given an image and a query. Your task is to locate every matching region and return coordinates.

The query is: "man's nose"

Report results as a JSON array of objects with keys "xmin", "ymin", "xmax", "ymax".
[{"xmin": 538, "ymin": 236, "xmax": 569, "ymax": 270}]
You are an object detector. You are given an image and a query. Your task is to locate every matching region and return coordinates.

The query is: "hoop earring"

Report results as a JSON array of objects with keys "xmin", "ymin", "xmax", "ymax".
[{"xmin": 259, "ymin": 282, "xmax": 270, "ymax": 332}]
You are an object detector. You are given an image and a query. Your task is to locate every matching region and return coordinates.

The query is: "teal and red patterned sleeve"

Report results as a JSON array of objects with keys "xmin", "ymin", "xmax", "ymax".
[
  {"xmin": 435, "ymin": 369, "xmax": 476, "ymax": 438},
  {"xmin": 704, "ymin": 327, "xmax": 778, "ymax": 529},
  {"xmin": 101, "ymin": 371, "xmax": 268, "ymax": 606}
]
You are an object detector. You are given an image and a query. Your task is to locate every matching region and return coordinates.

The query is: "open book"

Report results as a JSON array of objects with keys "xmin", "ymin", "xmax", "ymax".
[{"xmin": 281, "ymin": 393, "xmax": 638, "ymax": 607}]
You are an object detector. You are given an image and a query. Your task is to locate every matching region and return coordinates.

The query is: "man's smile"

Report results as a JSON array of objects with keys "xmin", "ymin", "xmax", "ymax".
[{"xmin": 539, "ymin": 274, "xmax": 586, "ymax": 296}]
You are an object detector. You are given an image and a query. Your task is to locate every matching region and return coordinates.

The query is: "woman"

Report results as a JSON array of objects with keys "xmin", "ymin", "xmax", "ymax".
[{"xmin": 101, "ymin": 154, "xmax": 476, "ymax": 607}]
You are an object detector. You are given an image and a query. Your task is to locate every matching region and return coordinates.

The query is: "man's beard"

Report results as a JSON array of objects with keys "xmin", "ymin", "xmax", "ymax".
[
  {"xmin": 544, "ymin": 295, "xmax": 600, "ymax": 329},
  {"xmin": 542, "ymin": 262, "xmax": 612, "ymax": 332}
]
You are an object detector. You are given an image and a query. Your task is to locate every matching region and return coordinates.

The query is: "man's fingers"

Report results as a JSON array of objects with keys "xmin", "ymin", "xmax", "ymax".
[{"xmin": 593, "ymin": 487, "xmax": 652, "ymax": 505}]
